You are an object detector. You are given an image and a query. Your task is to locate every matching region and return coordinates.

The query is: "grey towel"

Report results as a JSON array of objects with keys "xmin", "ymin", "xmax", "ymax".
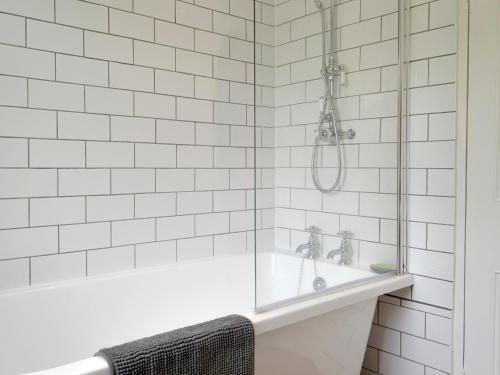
[{"xmin": 96, "ymin": 314, "xmax": 254, "ymax": 375}]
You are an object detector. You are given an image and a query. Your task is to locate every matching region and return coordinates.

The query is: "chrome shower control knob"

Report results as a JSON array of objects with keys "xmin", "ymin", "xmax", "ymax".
[
  {"xmin": 319, "ymin": 127, "xmax": 332, "ymax": 142},
  {"xmin": 345, "ymin": 129, "xmax": 356, "ymax": 139},
  {"xmin": 306, "ymin": 225, "xmax": 322, "ymax": 233}
]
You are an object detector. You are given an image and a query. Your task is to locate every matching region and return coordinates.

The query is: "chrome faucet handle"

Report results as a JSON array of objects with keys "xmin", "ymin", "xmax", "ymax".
[
  {"xmin": 337, "ymin": 230, "xmax": 353, "ymax": 239},
  {"xmin": 327, "ymin": 231, "xmax": 352, "ymax": 265},
  {"xmin": 307, "ymin": 225, "xmax": 322, "ymax": 234}
]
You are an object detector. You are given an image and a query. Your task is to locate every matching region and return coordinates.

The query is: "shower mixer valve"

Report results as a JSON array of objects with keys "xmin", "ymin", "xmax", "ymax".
[
  {"xmin": 321, "ymin": 57, "xmax": 347, "ymax": 85},
  {"xmin": 329, "ymin": 64, "xmax": 347, "ymax": 86},
  {"xmin": 316, "ymin": 121, "xmax": 356, "ymax": 144}
]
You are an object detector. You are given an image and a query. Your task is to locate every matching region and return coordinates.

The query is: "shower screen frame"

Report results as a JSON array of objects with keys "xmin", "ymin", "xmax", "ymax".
[{"xmin": 398, "ymin": 0, "xmax": 411, "ymax": 276}]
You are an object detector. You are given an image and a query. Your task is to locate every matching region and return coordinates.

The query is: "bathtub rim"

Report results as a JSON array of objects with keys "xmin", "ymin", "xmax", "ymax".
[
  {"xmin": 255, "ymin": 270, "xmax": 394, "ymax": 313},
  {"xmin": 2, "ymin": 252, "xmax": 414, "ymax": 375},
  {"xmin": 0, "ymin": 251, "xmax": 398, "ymax": 300},
  {"xmin": 251, "ymin": 273, "xmax": 413, "ymax": 334},
  {"xmin": 0, "ymin": 252, "xmax": 413, "ymax": 334},
  {"xmin": 0, "ymin": 252, "xmax": 413, "ymax": 333},
  {"xmin": 24, "ymin": 273, "xmax": 413, "ymax": 375},
  {"xmin": 0, "ymin": 252, "xmax": 254, "ymax": 299}
]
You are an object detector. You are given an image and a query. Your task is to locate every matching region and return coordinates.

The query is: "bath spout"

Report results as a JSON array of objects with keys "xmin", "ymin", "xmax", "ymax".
[
  {"xmin": 295, "ymin": 243, "xmax": 311, "ymax": 254},
  {"xmin": 295, "ymin": 226, "xmax": 322, "ymax": 259},
  {"xmin": 326, "ymin": 230, "xmax": 353, "ymax": 265}
]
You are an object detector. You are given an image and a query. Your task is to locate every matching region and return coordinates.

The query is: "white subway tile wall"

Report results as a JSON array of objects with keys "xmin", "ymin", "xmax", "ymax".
[
  {"xmin": 0, "ymin": 0, "xmax": 273, "ymax": 287},
  {"xmin": 361, "ymin": 0, "xmax": 456, "ymax": 374},
  {"xmin": 273, "ymin": 0, "xmax": 400, "ymax": 270}
]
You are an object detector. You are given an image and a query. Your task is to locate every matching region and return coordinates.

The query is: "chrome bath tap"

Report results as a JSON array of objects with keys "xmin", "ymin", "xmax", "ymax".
[
  {"xmin": 327, "ymin": 230, "xmax": 353, "ymax": 265},
  {"xmin": 296, "ymin": 226, "xmax": 322, "ymax": 259}
]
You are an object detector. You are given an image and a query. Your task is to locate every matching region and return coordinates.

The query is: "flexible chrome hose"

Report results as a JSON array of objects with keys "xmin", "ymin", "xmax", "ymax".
[{"xmin": 311, "ymin": 0, "xmax": 343, "ymax": 194}]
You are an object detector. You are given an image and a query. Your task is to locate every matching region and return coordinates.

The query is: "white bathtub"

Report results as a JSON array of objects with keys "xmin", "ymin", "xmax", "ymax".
[{"xmin": 0, "ymin": 252, "xmax": 413, "ymax": 375}]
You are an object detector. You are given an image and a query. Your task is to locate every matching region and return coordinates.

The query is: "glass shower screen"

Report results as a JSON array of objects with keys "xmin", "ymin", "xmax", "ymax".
[{"xmin": 253, "ymin": 0, "xmax": 406, "ymax": 310}]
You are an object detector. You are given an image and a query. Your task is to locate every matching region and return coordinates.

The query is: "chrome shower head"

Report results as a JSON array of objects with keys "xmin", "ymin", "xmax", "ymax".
[{"xmin": 314, "ymin": 0, "xmax": 323, "ymax": 9}]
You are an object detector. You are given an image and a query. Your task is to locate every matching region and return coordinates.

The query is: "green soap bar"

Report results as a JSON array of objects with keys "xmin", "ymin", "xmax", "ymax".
[{"xmin": 370, "ymin": 263, "xmax": 395, "ymax": 273}]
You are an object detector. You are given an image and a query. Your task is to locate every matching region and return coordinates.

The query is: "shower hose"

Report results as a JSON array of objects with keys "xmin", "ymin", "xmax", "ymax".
[{"xmin": 311, "ymin": 0, "xmax": 343, "ymax": 193}]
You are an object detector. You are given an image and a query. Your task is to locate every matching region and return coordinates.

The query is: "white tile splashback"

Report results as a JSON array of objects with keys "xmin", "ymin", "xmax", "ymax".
[{"xmin": 0, "ymin": 0, "xmax": 266, "ymax": 288}]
